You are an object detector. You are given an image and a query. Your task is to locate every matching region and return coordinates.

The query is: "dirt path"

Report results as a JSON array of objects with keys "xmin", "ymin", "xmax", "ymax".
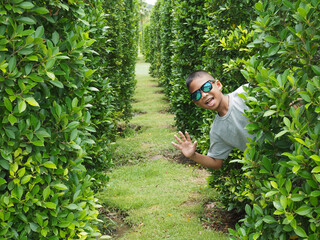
[{"xmin": 97, "ymin": 56, "xmax": 227, "ymax": 240}]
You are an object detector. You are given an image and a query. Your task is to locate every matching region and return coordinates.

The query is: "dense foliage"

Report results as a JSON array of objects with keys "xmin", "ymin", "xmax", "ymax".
[
  {"xmin": 144, "ymin": 0, "xmax": 320, "ymax": 238},
  {"xmin": 0, "ymin": 0, "xmax": 139, "ymax": 239},
  {"xmin": 231, "ymin": 1, "xmax": 320, "ymax": 239}
]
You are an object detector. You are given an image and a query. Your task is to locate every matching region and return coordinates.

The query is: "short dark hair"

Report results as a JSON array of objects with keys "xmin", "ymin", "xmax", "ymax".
[{"xmin": 186, "ymin": 70, "xmax": 212, "ymax": 90}]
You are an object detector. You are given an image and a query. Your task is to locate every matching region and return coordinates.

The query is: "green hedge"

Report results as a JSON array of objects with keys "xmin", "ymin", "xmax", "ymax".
[
  {"xmin": 145, "ymin": 0, "xmax": 320, "ymax": 238},
  {"xmin": 0, "ymin": 1, "xmax": 100, "ymax": 238},
  {"xmin": 230, "ymin": 1, "xmax": 320, "ymax": 239},
  {"xmin": 84, "ymin": 0, "xmax": 139, "ymax": 187},
  {"xmin": 0, "ymin": 0, "xmax": 139, "ymax": 238}
]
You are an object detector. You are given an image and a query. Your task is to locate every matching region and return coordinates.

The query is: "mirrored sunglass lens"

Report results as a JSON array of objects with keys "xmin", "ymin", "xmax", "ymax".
[
  {"xmin": 202, "ymin": 82, "xmax": 212, "ymax": 92},
  {"xmin": 191, "ymin": 90, "xmax": 201, "ymax": 101}
]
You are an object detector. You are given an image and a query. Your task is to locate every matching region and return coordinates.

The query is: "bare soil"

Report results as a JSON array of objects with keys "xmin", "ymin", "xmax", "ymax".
[{"xmin": 201, "ymin": 201, "xmax": 244, "ymax": 233}]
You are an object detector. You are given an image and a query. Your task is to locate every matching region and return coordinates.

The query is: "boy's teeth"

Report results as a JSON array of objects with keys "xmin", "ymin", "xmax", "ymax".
[{"xmin": 206, "ymin": 98, "xmax": 214, "ymax": 104}]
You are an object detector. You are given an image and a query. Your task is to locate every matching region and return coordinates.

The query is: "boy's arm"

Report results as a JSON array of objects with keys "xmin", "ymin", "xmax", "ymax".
[
  {"xmin": 188, "ymin": 152, "xmax": 223, "ymax": 169},
  {"xmin": 171, "ymin": 131, "xmax": 223, "ymax": 170}
]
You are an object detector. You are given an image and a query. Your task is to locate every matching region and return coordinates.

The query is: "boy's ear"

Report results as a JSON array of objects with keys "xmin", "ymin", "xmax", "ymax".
[{"xmin": 215, "ymin": 80, "xmax": 223, "ymax": 91}]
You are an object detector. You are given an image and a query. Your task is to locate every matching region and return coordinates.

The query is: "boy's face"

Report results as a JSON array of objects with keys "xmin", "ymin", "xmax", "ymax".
[{"xmin": 188, "ymin": 74, "xmax": 224, "ymax": 111}]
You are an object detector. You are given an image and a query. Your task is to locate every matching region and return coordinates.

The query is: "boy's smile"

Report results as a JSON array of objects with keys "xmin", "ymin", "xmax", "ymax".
[{"xmin": 188, "ymin": 75, "xmax": 229, "ymax": 116}]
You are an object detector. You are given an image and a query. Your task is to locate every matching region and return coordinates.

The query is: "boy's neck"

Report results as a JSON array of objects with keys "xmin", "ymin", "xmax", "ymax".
[{"xmin": 217, "ymin": 95, "xmax": 229, "ymax": 117}]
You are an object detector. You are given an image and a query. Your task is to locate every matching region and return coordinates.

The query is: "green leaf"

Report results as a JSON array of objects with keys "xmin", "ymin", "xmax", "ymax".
[
  {"xmin": 21, "ymin": 175, "xmax": 32, "ymax": 184},
  {"xmin": 245, "ymin": 123, "xmax": 259, "ymax": 131},
  {"xmin": 0, "ymin": 160, "xmax": 10, "ymax": 170},
  {"xmin": 297, "ymin": 7, "xmax": 307, "ymax": 18},
  {"xmin": 275, "ymin": 130, "xmax": 288, "ymax": 139},
  {"xmin": 27, "ymin": 55, "xmax": 38, "ymax": 61},
  {"xmin": 280, "ymin": 195, "xmax": 287, "ymax": 209},
  {"xmin": 30, "ymin": 222, "xmax": 39, "ymax": 232},
  {"xmin": 46, "ymin": 71, "xmax": 55, "ymax": 80},
  {"xmin": 4, "ymin": 98, "xmax": 12, "ymax": 112},
  {"xmin": 85, "ymin": 69, "xmax": 94, "ymax": 77},
  {"xmin": 43, "ymin": 162, "xmax": 56, "ymax": 169},
  {"xmin": 310, "ymin": 191, "xmax": 320, "ymax": 197},
  {"xmin": 33, "ymin": 7, "xmax": 49, "ymax": 14},
  {"xmin": 52, "ymin": 31, "xmax": 59, "ymax": 45},
  {"xmin": 35, "ymin": 25, "xmax": 44, "ymax": 38},
  {"xmin": 13, "ymin": 185, "xmax": 24, "ymax": 200},
  {"xmin": 36, "ymin": 129, "xmax": 51, "ymax": 138},
  {"xmin": 46, "ymin": 59, "xmax": 55, "ymax": 70},
  {"xmin": 44, "ymin": 202, "xmax": 56, "ymax": 209},
  {"xmin": 310, "ymin": 155, "xmax": 320, "ymax": 162},
  {"xmin": 67, "ymin": 121, "xmax": 80, "ymax": 129},
  {"xmin": 29, "ymin": 74, "xmax": 43, "ymax": 82},
  {"xmin": 43, "ymin": 186, "xmax": 51, "ymax": 200},
  {"xmin": 18, "ymin": 17, "xmax": 36, "ymax": 25},
  {"xmin": 0, "ymin": 178, "xmax": 7, "ymax": 185},
  {"xmin": 311, "ymin": 65, "xmax": 320, "ymax": 75},
  {"xmin": 32, "ymin": 140, "xmax": 44, "ymax": 146},
  {"xmin": 18, "ymin": 100, "xmax": 27, "ymax": 113},
  {"xmin": 294, "ymin": 226, "xmax": 307, "ymax": 238},
  {"xmin": 255, "ymin": 2, "xmax": 263, "ymax": 11},
  {"xmin": 295, "ymin": 205, "xmax": 312, "ymax": 216},
  {"xmin": 36, "ymin": 213, "xmax": 43, "ymax": 226},
  {"xmin": 49, "ymin": 80, "xmax": 64, "ymax": 88},
  {"xmin": 8, "ymin": 56, "xmax": 16, "ymax": 72},
  {"xmin": 52, "ymin": 183, "xmax": 68, "ymax": 190},
  {"xmin": 19, "ymin": 2, "xmax": 35, "ymax": 9},
  {"xmin": 264, "ymin": 110, "xmax": 277, "ymax": 117},
  {"xmin": 25, "ymin": 97, "xmax": 40, "ymax": 107},
  {"xmin": 58, "ymin": 221, "xmax": 71, "ymax": 228},
  {"xmin": 70, "ymin": 129, "xmax": 78, "ymax": 141},
  {"xmin": 240, "ymin": 69, "xmax": 249, "ymax": 79},
  {"xmin": 294, "ymin": 138, "xmax": 307, "ymax": 146},
  {"xmin": 299, "ymin": 92, "xmax": 311, "ymax": 102},
  {"xmin": 262, "ymin": 215, "xmax": 277, "ymax": 223},
  {"xmin": 311, "ymin": 166, "xmax": 320, "ymax": 173},
  {"xmin": 268, "ymin": 45, "xmax": 279, "ymax": 56},
  {"xmin": 283, "ymin": 0, "xmax": 293, "ymax": 9},
  {"xmin": 253, "ymin": 204, "xmax": 263, "ymax": 215},
  {"xmin": 265, "ymin": 36, "xmax": 279, "ymax": 43},
  {"xmin": 5, "ymin": 128, "xmax": 15, "ymax": 139},
  {"xmin": 66, "ymin": 204, "xmax": 79, "ymax": 210},
  {"xmin": 265, "ymin": 190, "xmax": 278, "ymax": 198}
]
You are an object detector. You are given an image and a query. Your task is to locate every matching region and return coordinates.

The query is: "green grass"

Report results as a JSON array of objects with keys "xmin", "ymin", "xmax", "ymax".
[{"xmin": 97, "ymin": 55, "xmax": 227, "ymax": 240}]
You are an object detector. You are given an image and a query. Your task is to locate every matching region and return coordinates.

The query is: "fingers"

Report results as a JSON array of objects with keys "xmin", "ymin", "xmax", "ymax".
[
  {"xmin": 185, "ymin": 131, "xmax": 191, "ymax": 141},
  {"xmin": 174, "ymin": 134, "xmax": 182, "ymax": 144},
  {"xmin": 193, "ymin": 140, "xmax": 197, "ymax": 148},
  {"xmin": 178, "ymin": 131, "xmax": 187, "ymax": 141},
  {"xmin": 171, "ymin": 141, "xmax": 182, "ymax": 150}
]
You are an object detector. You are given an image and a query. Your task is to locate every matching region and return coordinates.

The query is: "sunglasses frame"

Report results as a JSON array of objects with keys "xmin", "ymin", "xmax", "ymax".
[{"xmin": 190, "ymin": 80, "xmax": 216, "ymax": 101}]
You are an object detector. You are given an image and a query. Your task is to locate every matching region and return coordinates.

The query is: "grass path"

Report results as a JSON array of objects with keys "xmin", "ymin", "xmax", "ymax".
[{"xmin": 97, "ymin": 56, "xmax": 227, "ymax": 240}]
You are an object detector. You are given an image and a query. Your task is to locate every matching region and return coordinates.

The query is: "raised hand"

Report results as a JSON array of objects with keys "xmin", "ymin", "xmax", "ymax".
[{"xmin": 171, "ymin": 131, "xmax": 197, "ymax": 158}]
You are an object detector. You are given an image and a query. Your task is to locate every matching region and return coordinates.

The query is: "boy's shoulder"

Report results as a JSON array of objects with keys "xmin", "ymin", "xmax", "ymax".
[
  {"xmin": 229, "ymin": 84, "xmax": 249, "ymax": 108},
  {"xmin": 232, "ymin": 83, "xmax": 248, "ymax": 95}
]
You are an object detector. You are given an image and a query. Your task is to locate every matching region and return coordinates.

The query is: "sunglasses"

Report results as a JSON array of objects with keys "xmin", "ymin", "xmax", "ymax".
[{"xmin": 190, "ymin": 80, "xmax": 216, "ymax": 101}]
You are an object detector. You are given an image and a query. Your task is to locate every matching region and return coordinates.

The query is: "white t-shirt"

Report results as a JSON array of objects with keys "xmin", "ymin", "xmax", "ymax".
[{"xmin": 207, "ymin": 85, "xmax": 254, "ymax": 160}]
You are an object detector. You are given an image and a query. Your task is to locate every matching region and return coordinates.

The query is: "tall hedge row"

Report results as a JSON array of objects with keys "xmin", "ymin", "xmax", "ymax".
[
  {"xmin": 232, "ymin": 1, "xmax": 320, "ymax": 239},
  {"xmin": 144, "ymin": 0, "xmax": 320, "ymax": 238},
  {"xmin": 0, "ymin": 0, "xmax": 139, "ymax": 239}
]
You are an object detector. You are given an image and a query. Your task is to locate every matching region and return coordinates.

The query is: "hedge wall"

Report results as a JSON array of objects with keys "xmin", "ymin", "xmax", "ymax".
[
  {"xmin": 144, "ymin": 0, "xmax": 320, "ymax": 238},
  {"xmin": 231, "ymin": 1, "xmax": 320, "ymax": 239},
  {"xmin": 0, "ymin": 0, "xmax": 139, "ymax": 239}
]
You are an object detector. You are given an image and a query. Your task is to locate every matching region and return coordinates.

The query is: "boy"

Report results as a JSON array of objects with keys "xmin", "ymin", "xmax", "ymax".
[{"xmin": 171, "ymin": 70, "xmax": 254, "ymax": 169}]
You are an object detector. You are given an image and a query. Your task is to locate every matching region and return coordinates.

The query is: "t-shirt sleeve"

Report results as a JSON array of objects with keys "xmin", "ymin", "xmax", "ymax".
[{"xmin": 207, "ymin": 134, "xmax": 233, "ymax": 160}]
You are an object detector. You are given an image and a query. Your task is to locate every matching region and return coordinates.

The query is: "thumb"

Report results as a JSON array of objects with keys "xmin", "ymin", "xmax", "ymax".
[{"xmin": 193, "ymin": 141, "xmax": 197, "ymax": 148}]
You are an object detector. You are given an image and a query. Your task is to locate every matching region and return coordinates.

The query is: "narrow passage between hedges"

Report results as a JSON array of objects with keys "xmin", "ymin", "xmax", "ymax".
[{"xmin": 97, "ymin": 55, "xmax": 227, "ymax": 240}]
